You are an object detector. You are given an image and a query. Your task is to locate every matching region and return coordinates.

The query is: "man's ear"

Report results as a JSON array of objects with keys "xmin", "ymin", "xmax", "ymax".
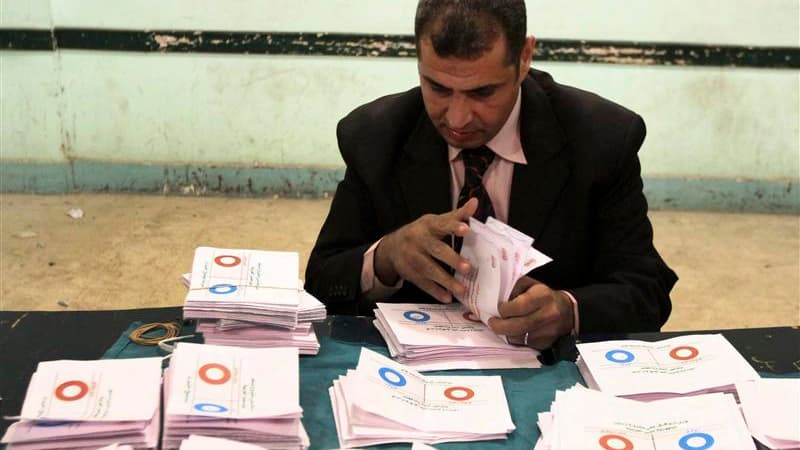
[{"xmin": 518, "ymin": 36, "xmax": 536, "ymax": 82}]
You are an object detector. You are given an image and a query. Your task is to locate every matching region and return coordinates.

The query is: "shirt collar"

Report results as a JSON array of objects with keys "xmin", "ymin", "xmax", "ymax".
[{"xmin": 448, "ymin": 89, "xmax": 527, "ymax": 165}]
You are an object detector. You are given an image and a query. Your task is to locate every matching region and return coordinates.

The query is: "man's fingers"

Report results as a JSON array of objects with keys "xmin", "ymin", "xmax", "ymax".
[
  {"xmin": 454, "ymin": 197, "xmax": 479, "ymax": 222},
  {"xmin": 510, "ymin": 276, "xmax": 540, "ymax": 298},
  {"xmin": 488, "ymin": 315, "xmax": 532, "ymax": 337},
  {"xmin": 428, "ymin": 240, "xmax": 471, "ymax": 275}
]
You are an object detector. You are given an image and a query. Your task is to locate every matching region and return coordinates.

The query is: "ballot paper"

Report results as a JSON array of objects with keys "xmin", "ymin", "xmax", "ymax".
[
  {"xmin": 329, "ymin": 348, "xmax": 515, "ymax": 448},
  {"xmin": 455, "ymin": 217, "xmax": 551, "ymax": 325},
  {"xmin": 180, "ymin": 247, "xmax": 326, "ymax": 354},
  {"xmin": 184, "ymin": 247, "xmax": 323, "ymax": 328},
  {"xmin": 576, "ymin": 334, "xmax": 760, "ymax": 401},
  {"xmin": 178, "ymin": 434, "xmax": 274, "ymax": 449},
  {"xmin": 536, "ymin": 384, "xmax": 756, "ymax": 450},
  {"xmin": 2, "ymin": 358, "xmax": 162, "ymax": 449},
  {"xmin": 736, "ymin": 379, "xmax": 800, "ymax": 449},
  {"xmin": 374, "ymin": 302, "xmax": 540, "ymax": 371},
  {"xmin": 162, "ymin": 343, "xmax": 308, "ymax": 450},
  {"xmin": 165, "ymin": 343, "xmax": 300, "ymax": 418},
  {"xmin": 19, "ymin": 358, "xmax": 162, "ymax": 421}
]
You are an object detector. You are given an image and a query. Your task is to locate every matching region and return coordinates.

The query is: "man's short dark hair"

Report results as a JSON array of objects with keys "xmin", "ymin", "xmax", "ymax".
[{"xmin": 414, "ymin": 0, "xmax": 527, "ymax": 66}]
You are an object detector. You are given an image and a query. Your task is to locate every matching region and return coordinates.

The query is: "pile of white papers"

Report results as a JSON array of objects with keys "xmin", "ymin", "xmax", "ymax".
[
  {"xmin": 330, "ymin": 348, "xmax": 515, "ymax": 448},
  {"xmin": 374, "ymin": 302, "xmax": 540, "ymax": 371},
  {"xmin": 535, "ymin": 385, "xmax": 756, "ymax": 449},
  {"xmin": 178, "ymin": 435, "xmax": 271, "ymax": 449},
  {"xmin": 455, "ymin": 217, "xmax": 551, "ymax": 325},
  {"xmin": 162, "ymin": 343, "xmax": 309, "ymax": 450},
  {"xmin": 1, "ymin": 358, "xmax": 162, "ymax": 450},
  {"xmin": 736, "ymin": 379, "xmax": 800, "ymax": 449},
  {"xmin": 576, "ymin": 334, "xmax": 760, "ymax": 401},
  {"xmin": 181, "ymin": 247, "xmax": 325, "ymax": 354},
  {"xmin": 195, "ymin": 320, "xmax": 320, "ymax": 354}
]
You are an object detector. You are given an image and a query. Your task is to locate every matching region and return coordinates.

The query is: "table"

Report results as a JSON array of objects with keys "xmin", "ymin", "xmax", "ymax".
[{"xmin": 1, "ymin": 308, "xmax": 798, "ymax": 449}]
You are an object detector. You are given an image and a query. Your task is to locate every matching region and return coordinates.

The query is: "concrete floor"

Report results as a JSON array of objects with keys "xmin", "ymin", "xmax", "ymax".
[{"xmin": 1, "ymin": 193, "xmax": 798, "ymax": 331}]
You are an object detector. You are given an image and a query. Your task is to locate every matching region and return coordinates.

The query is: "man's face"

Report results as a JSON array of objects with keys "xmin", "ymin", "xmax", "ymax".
[{"xmin": 418, "ymin": 35, "xmax": 532, "ymax": 149}]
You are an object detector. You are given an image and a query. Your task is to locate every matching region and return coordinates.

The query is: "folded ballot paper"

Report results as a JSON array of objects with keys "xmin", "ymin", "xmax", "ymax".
[
  {"xmin": 374, "ymin": 302, "xmax": 540, "ymax": 371},
  {"xmin": 534, "ymin": 384, "xmax": 756, "ymax": 450},
  {"xmin": 455, "ymin": 217, "xmax": 551, "ymax": 325},
  {"xmin": 1, "ymin": 358, "xmax": 162, "ymax": 450},
  {"xmin": 162, "ymin": 342, "xmax": 309, "ymax": 450},
  {"xmin": 181, "ymin": 246, "xmax": 326, "ymax": 354},
  {"xmin": 576, "ymin": 334, "xmax": 760, "ymax": 401},
  {"xmin": 736, "ymin": 378, "xmax": 800, "ymax": 450},
  {"xmin": 329, "ymin": 348, "xmax": 515, "ymax": 448}
]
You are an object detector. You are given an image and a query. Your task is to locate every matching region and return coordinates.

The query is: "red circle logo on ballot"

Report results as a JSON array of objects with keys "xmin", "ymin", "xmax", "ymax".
[
  {"xmin": 214, "ymin": 255, "xmax": 242, "ymax": 267},
  {"xmin": 444, "ymin": 386, "xmax": 475, "ymax": 401},
  {"xmin": 669, "ymin": 345, "xmax": 700, "ymax": 361},
  {"xmin": 54, "ymin": 380, "xmax": 89, "ymax": 402},
  {"xmin": 599, "ymin": 434, "xmax": 634, "ymax": 450},
  {"xmin": 198, "ymin": 363, "xmax": 232, "ymax": 385}
]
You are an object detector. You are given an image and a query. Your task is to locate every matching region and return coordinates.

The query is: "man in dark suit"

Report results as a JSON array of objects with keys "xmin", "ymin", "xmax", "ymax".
[{"xmin": 305, "ymin": 0, "xmax": 677, "ymax": 349}]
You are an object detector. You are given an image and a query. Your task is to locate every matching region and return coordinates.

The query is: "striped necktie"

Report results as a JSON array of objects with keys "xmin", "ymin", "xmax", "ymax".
[{"xmin": 457, "ymin": 145, "xmax": 496, "ymax": 222}]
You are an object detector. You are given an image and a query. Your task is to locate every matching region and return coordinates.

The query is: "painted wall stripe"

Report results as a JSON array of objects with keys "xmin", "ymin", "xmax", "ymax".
[
  {"xmin": 1, "ymin": 162, "xmax": 797, "ymax": 213},
  {"xmin": 1, "ymin": 28, "xmax": 797, "ymax": 68}
]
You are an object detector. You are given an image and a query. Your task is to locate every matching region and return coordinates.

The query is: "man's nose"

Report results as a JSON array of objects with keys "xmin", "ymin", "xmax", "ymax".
[{"xmin": 445, "ymin": 95, "xmax": 473, "ymax": 129}]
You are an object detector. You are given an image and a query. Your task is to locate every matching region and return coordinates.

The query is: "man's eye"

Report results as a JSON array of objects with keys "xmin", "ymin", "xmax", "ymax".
[
  {"xmin": 471, "ymin": 88, "xmax": 495, "ymax": 98},
  {"xmin": 430, "ymin": 83, "xmax": 450, "ymax": 94}
]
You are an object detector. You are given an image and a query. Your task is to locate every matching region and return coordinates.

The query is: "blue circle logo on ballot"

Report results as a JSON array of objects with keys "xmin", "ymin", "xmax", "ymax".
[
  {"xmin": 403, "ymin": 310, "xmax": 431, "ymax": 322},
  {"xmin": 605, "ymin": 349, "xmax": 636, "ymax": 363},
  {"xmin": 679, "ymin": 432, "xmax": 715, "ymax": 450},
  {"xmin": 208, "ymin": 283, "xmax": 237, "ymax": 295},
  {"xmin": 193, "ymin": 402, "xmax": 229, "ymax": 414},
  {"xmin": 378, "ymin": 367, "xmax": 407, "ymax": 387}
]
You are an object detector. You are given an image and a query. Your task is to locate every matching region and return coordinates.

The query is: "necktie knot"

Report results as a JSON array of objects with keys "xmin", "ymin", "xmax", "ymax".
[{"xmin": 461, "ymin": 145, "xmax": 495, "ymax": 178}]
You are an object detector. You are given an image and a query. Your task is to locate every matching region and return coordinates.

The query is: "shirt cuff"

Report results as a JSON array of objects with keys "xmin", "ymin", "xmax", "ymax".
[
  {"xmin": 361, "ymin": 238, "xmax": 404, "ymax": 300},
  {"xmin": 560, "ymin": 290, "xmax": 580, "ymax": 335}
]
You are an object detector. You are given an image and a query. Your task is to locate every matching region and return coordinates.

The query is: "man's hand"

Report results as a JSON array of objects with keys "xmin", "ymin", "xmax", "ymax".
[
  {"xmin": 488, "ymin": 276, "xmax": 574, "ymax": 350},
  {"xmin": 374, "ymin": 198, "xmax": 478, "ymax": 303}
]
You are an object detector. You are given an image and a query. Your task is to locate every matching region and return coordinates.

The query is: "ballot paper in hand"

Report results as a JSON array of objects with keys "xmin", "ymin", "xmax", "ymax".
[
  {"xmin": 576, "ymin": 334, "xmax": 760, "ymax": 401},
  {"xmin": 736, "ymin": 378, "xmax": 800, "ymax": 449},
  {"xmin": 455, "ymin": 217, "xmax": 551, "ymax": 324},
  {"xmin": 329, "ymin": 348, "xmax": 515, "ymax": 448},
  {"xmin": 536, "ymin": 384, "xmax": 756, "ymax": 450}
]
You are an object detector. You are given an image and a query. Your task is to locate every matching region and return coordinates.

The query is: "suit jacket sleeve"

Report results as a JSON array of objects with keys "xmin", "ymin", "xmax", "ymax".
[{"xmin": 566, "ymin": 114, "xmax": 676, "ymax": 333}]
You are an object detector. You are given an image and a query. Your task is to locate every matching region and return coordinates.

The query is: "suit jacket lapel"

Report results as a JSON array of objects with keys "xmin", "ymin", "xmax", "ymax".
[
  {"xmin": 396, "ymin": 112, "xmax": 452, "ymax": 222},
  {"xmin": 508, "ymin": 73, "xmax": 571, "ymax": 239}
]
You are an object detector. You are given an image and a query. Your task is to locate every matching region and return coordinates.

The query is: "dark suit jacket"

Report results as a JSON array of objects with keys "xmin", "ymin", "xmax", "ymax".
[{"xmin": 305, "ymin": 69, "xmax": 677, "ymax": 333}]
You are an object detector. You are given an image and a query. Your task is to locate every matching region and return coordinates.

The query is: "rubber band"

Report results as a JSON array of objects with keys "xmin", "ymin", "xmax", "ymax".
[{"xmin": 128, "ymin": 321, "xmax": 182, "ymax": 346}]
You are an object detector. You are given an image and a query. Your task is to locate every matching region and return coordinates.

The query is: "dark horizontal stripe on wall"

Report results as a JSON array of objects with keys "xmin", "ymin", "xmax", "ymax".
[
  {"xmin": 1, "ymin": 28, "xmax": 798, "ymax": 69},
  {"xmin": 1, "ymin": 162, "xmax": 798, "ymax": 213}
]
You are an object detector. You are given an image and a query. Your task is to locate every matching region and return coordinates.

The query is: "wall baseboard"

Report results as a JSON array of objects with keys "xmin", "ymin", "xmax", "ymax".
[{"xmin": 1, "ymin": 162, "xmax": 797, "ymax": 213}]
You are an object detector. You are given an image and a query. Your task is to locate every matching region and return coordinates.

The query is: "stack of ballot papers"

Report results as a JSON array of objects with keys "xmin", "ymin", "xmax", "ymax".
[
  {"xmin": 178, "ymin": 435, "xmax": 272, "ymax": 449},
  {"xmin": 534, "ymin": 384, "xmax": 756, "ymax": 449},
  {"xmin": 736, "ymin": 379, "xmax": 800, "ymax": 449},
  {"xmin": 1, "ymin": 358, "xmax": 162, "ymax": 450},
  {"xmin": 455, "ymin": 217, "xmax": 552, "ymax": 325},
  {"xmin": 576, "ymin": 333, "xmax": 760, "ymax": 401},
  {"xmin": 329, "ymin": 347, "xmax": 515, "ymax": 447},
  {"xmin": 162, "ymin": 343, "xmax": 309, "ymax": 450},
  {"xmin": 374, "ymin": 302, "xmax": 540, "ymax": 370},
  {"xmin": 181, "ymin": 247, "xmax": 325, "ymax": 354}
]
